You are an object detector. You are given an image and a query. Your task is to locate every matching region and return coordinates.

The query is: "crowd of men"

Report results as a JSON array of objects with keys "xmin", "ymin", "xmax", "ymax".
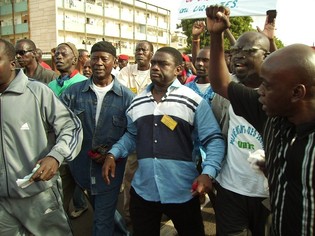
[{"xmin": 0, "ymin": 4, "xmax": 314, "ymax": 236}]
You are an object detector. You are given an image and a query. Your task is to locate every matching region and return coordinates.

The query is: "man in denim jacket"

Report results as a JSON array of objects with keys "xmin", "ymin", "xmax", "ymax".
[{"xmin": 61, "ymin": 41, "xmax": 135, "ymax": 236}]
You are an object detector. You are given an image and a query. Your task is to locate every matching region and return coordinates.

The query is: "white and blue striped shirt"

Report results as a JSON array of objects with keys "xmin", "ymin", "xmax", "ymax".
[{"xmin": 110, "ymin": 79, "xmax": 225, "ymax": 203}]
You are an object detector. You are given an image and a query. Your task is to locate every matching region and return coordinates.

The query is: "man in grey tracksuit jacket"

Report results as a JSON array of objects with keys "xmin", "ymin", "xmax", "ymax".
[{"xmin": 0, "ymin": 39, "xmax": 83, "ymax": 236}]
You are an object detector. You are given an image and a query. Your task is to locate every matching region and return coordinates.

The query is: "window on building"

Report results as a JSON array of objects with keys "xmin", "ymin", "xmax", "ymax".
[
  {"xmin": 87, "ymin": 37, "xmax": 96, "ymax": 45},
  {"xmin": 139, "ymin": 24, "xmax": 146, "ymax": 34},
  {"xmin": 22, "ymin": 15, "xmax": 28, "ymax": 23},
  {"xmin": 86, "ymin": 17, "xmax": 95, "ymax": 25}
]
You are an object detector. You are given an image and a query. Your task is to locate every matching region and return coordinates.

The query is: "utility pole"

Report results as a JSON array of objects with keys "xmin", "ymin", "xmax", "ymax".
[{"xmin": 10, "ymin": 0, "xmax": 16, "ymax": 44}]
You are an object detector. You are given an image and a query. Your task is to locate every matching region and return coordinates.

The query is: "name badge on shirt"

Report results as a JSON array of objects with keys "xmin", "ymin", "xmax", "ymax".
[
  {"xmin": 161, "ymin": 115, "xmax": 177, "ymax": 131},
  {"xmin": 130, "ymin": 87, "xmax": 137, "ymax": 94}
]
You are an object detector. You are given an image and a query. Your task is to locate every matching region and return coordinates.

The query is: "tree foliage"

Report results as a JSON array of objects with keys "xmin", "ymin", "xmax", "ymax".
[{"xmin": 178, "ymin": 16, "xmax": 284, "ymax": 54}]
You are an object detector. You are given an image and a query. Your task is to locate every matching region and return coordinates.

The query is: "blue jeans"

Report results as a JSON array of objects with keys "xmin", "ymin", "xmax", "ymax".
[
  {"xmin": 88, "ymin": 184, "xmax": 125, "ymax": 236},
  {"xmin": 73, "ymin": 185, "xmax": 87, "ymax": 210}
]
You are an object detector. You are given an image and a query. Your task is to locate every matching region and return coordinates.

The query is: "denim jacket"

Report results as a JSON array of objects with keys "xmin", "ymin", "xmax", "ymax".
[{"xmin": 61, "ymin": 77, "xmax": 135, "ymax": 194}]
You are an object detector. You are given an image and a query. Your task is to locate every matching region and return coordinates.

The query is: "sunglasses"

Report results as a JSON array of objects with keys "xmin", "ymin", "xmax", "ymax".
[{"xmin": 16, "ymin": 49, "xmax": 34, "ymax": 56}]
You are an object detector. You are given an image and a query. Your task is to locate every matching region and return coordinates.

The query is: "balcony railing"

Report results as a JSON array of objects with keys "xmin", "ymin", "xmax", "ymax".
[{"xmin": 0, "ymin": 22, "xmax": 28, "ymax": 35}]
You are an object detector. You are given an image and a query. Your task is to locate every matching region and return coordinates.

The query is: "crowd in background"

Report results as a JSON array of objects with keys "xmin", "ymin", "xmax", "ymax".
[{"xmin": 1, "ymin": 4, "xmax": 315, "ymax": 236}]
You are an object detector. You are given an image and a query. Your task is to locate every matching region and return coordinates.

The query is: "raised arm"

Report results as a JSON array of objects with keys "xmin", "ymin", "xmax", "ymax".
[
  {"xmin": 256, "ymin": 13, "xmax": 277, "ymax": 52},
  {"xmin": 206, "ymin": 5, "xmax": 232, "ymax": 99},
  {"xmin": 191, "ymin": 21, "xmax": 205, "ymax": 64}
]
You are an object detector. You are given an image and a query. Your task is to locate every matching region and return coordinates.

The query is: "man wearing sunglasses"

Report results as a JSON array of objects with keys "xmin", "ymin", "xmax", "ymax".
[
  {"xmin": 207, "ymin": 9, "xmax": 276, "ymax": 236},
  {"xmin": 207, "ymin": 5, "xmax": 315, "ymax": 236},
  {"xmin": 15, "ymin": 39, "xmax": 58, "ymax": 84}
]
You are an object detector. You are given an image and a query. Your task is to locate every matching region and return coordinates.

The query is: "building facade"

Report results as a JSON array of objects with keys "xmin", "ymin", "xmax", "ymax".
[
  {"xmin": 0, "ymin": 0, "xmax": 171, "ymax": 60},
  {"xmin": 170, "ymin": 28, "xmax": 187, "ymax": 53}
]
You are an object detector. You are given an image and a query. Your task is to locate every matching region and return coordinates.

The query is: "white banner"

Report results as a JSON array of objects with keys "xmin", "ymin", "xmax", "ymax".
[{"xmin": 178, "ymin": 0, "xmax": 278, "ymax": 19}]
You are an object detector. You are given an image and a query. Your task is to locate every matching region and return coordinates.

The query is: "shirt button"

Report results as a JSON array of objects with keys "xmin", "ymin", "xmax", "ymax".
[
  {"xmin": 154, "ymin": 123, "xmax": 157, "ymax": 126},
  {"xmin": 154, "ymin": 140, "xmax": 157, "ymax": 143}
]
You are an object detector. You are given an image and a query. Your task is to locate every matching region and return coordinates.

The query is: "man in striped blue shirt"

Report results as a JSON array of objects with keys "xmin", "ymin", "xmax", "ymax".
[{"xmin": 103, "ymin": 47, "xmax": 225, "ymax": 236}]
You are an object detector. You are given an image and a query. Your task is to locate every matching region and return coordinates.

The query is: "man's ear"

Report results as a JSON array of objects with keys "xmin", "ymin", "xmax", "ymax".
[
  {"xmin": 31, "ymin": 51, "xmax": 37, "ymax": 59},
  {"xmin": 73, "ymin": 57, "xmax": 78, "ymax": 65},
  {"xmin": 291, "ymin": 84, "xmax": 306, "ymax": 102},
  {"xmin": 174, "ymin": 65, "xmax": 183, "ymax": 76},
  {"xmin": 10, "ymin": 60, "xmax": 16, "ymax": 71}
]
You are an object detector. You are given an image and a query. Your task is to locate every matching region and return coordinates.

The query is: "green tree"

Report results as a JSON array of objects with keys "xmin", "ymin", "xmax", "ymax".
[
  {"xmin": 273, "ymin": 37, "xmax": 284, "ymax": 49},
  {"xmin": 178, "ymin": 16, "xmax": 283, "ymax": 54}
]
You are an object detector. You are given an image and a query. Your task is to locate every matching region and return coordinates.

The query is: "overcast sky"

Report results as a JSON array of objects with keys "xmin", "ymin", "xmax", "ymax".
[{"xmin": 145, "ymin": 0, "xmax": 315, "ymax": 46}]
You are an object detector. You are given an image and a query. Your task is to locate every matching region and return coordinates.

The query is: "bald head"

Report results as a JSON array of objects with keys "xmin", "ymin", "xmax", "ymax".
[
  {"xmin": 262, "ymin": 44, "xmax": 315, "ymax": 86},
  {"xmin": 237, "ymin": 31, "xmax": 270, "ymax": 52},
  {"xmin": 258, "ymin": 44, "xmax": 315, "ymax": 122},
  {"xmin": 231, "ymin": 31, "xmax": 270, "ymax": 86}
]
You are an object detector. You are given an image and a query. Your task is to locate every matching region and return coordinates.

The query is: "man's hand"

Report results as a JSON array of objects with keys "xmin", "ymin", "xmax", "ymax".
[
  {"xmin": 206, "ymin": 5, "xmax": 231, "ymax": 35},
  {"xmin": 191, "ymin": 174, "xmax": 213, "ymax": 197},
  {"xmin": 102, "ymin": 154, "xmax": 116, "ymax": 184},
  {"xmin": 192, "ymin": 21, "xmax": 206, "ymax": 38},
  {"xmin": 256, "ymin": 15, "xmax": 276, "ymax": 40},
  {"xmin": 31, "ymin": 156, "xmax": 59, "ymax": 182}
]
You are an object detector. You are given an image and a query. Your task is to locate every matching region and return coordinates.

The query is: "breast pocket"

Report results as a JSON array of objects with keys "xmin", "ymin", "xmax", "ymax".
[{"xmin": 109, "ymin": 115, "xmax": 127, "ymax": 140}]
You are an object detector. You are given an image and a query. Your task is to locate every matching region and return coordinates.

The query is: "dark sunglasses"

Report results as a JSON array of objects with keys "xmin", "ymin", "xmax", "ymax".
[{"xmin": 16, "ymin": 49, "xmax": 34, "ymax": 56}]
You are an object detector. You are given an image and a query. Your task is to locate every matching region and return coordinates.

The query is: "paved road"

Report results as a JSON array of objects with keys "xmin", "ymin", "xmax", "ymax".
[{"xmin": 70, "ymin": 192, "xmax": 216, "ymax": 236}]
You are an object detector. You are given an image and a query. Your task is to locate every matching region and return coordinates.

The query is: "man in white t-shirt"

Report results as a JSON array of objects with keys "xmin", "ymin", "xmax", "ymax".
[
  {"xmin": 61, "ymin": 41, "xmax": 135, "ymax": 235},
  {"xmin": 211, "ymin": 26, "xmax": 275, "ymax": 236},
  {"xmin": 117, "ymin": 40, "xmax": 153, "ymax": 224}
]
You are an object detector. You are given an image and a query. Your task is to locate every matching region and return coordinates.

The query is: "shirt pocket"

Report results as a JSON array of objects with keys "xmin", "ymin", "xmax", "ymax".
[{"xmin": 110, "ymin": 115, "xmax": 127, "ymax": 139}]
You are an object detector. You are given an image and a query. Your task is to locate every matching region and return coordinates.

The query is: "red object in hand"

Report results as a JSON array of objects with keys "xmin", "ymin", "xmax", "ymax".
[
  {"xmin": 192, "ymin": 182, "xmax": 198, "ymax": 191},
  {"xmin": 88, "ymin": 150, "xmax": 100, "ymax": 160}
]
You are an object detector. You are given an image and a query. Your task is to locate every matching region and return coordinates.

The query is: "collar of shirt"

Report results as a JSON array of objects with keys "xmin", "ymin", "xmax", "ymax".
[{"xmin": 145, "ymin": 78, "xmax": 182, "ymax": 93}]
